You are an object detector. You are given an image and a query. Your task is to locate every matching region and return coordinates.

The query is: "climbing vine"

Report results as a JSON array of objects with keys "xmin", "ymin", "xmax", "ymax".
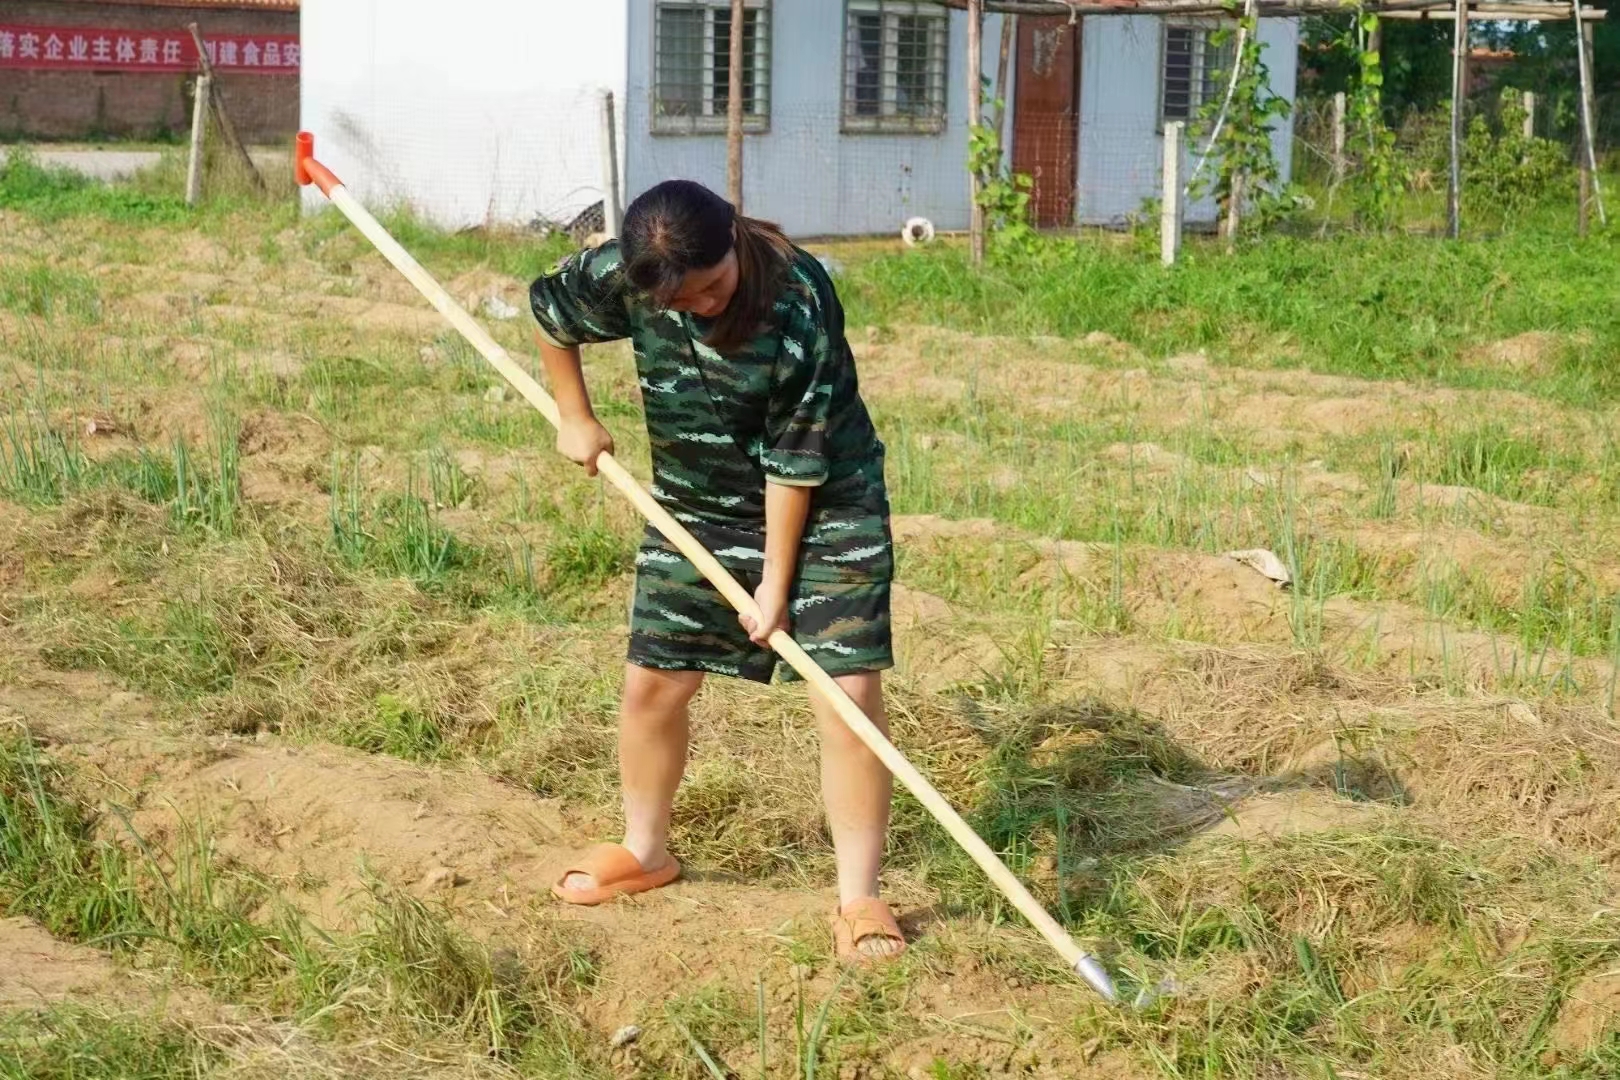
[
  {"xmin": 969, "ymin": 80, "xmax": 1040, "ymax": 261},
  {"xmin": 1347, "ymin": 10, "xmax": 1401, "ymax": 229},
  {"xmin": 1189, "ymin": 1, "xmax": 1296, "ymax": 234}
]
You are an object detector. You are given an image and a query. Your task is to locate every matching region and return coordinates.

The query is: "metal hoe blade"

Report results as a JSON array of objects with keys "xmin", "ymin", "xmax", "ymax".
[{"xmin": 1074, "ymin": 954, "xmax": 1120, "ymax": 1004}]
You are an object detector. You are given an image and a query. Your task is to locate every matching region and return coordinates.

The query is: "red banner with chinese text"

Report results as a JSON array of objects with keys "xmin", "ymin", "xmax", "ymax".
[{"xmin": 0, "ymin": 24, "xmax": 299, "ymax": 75}]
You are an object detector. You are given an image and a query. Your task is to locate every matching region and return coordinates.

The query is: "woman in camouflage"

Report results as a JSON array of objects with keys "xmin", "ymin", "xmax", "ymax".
[{"xmin": 530, "ymin": 180, "xmax": 903, "ymax": 960}]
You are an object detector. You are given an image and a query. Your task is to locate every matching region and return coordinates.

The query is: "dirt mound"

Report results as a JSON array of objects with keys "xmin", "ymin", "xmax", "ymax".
[
  {"xmin": 1550, "ymin": 971, "xmax": 1620, "ymax": 1053},
  {"xmin": 3, "ymin": 669, "xmax": 163, "ymax": 745},
  {"xmin": 236, "ymin": 411, "xmax": 330, "ymax": 512},
  {"xmin": 0, "ymin": 917, "xmax": 126, "ymax": 1009},
  {"xmin": 1100, "ymin": 647, "xmax": 1620, "ymax": 859},
  {"xmin": 896, "ymin": 623, "xmax": 1003, "ymax": 691},
  {"xmin": 1226, "ymin": 391, "xmax": 1306, "ymax": 433},
  {"xmin": 891, "ymin": 514, "xmax": 1002, "ymax": 543},
  {"xmin": 1319, "ymin": 593, "xmax": 1615, "ymax": 693},
  {"xmin": 1100, "ymin": 442, "xmax": 1192, "ymax": 472},
  {"xmin": 1080, "ymin": 329, "xmax": 1141, "ymax": 362},
  {"xmin": 102, "ymin": 741, "xmax": 570, "ymax": 930},
  {"xmin": 1129, "ymin": 552, "xmax": 1290, "ymax": 641},
  {"xmin": 1351, "ymin": 522, "xmax": 1512, "ymax": 579},
  {"xmin": 1104, "ymin": 549, "xmax": 1614, "ymax": 695},
  {"xmin": 1465, "ymin": 331, "xmax": 1563, "ymax": 377},
  {"xmin": 1242, "ymin": 461, "xmax": 1367, "ymax": 498},
  {"xmin": 1199, "ymin": 790, "xmax": 1381, "ymax": 843},
  {"xmin": 448, "ymin": 269, "xmax": 529, "ymax": 313},
  {"xmin": 177, "ymin": 235, "xmax": 231, "ymax": 267},
  {"xmin": 1052, "ymin": 639, "xmax": 1184, "ymax": 701},
  {"xmin": 1298, "ymin": 396, "xmax": 1397, "ymax": 436},
  {"xmin": 1163, "ymin": 352, "xmax": 1211, "ymax": 376},
  {"xmin": 292, "ymin": 294, "xmax": 440, "ymax": 335},
  {"xmin": 243, "ymin": 348, "xmax": 306, "ymax": 380},
  {"xmin": 1018, "ymin": 539, "xmax": 1107, "ymax": 589},
  {"xmin": 890, "ymin": 583, "xmax": 953, "ymax": 625}
]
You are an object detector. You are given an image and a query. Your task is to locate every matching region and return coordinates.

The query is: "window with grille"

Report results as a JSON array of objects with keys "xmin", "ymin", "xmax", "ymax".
[
  {"xmin": 1160, "ymin": 23, "xmax": 1233, "ymax": 127},
  {"xmin": 654, "ymin": 0, "xmax": 770, "ymax": 134},
  {"xmin": 843, "ymin": 1, "xmax": 949, "ymax": 134}
]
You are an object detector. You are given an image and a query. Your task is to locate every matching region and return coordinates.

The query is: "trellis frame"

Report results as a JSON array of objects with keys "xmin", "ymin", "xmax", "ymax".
[{"xmin": 940, "ymin": 0, "xmax": 1608, "ymax": 248}]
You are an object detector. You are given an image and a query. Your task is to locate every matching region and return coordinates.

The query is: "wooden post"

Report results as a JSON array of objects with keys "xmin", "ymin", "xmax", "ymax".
[
  {"xmin": 186, "ymin": 23, "xmax": 265, "ymax": 193},
  {"xmin": 1574, "ymin": 14, "xmax": 1606, "ymax": 233},
  {"xmin": 1579, "ymin": 155, "xmax": 1591, "ymax": 238},
  {"xmin": 1332, "ymin": 90, "xmax": 1347, "ymax": 186},
  {"xmin": 1224, "ymin": 170, "xmax": 1244, "ymax": 247},
  {"xmin": 1446, "ymin": 0, "xmax": 1467, "ymax": 239},
  {"xmin": 1521, "ymin": 90, "xmax": 1535, "ymax": 140},
  {"xmin": 968, "ymin": 0, "xmax": 985, "ymax": 267},
  {"xmin": 185, "ymin": 73, "xmax": 210, "ymax": 207},
  {"xmin": 726, "ymin": 0, "xmax": 744, "ymax": 210},
  {"xmin": 1161, "ymin": 121, "xmax": 1183, "ymax": 266},
  {"xmin": 598, "ymin": 90, "xmax": 622, "ymax": 238},
  {"xmin": 991, "ymin": 11, "xmax": 1016, "ymax": 146}
]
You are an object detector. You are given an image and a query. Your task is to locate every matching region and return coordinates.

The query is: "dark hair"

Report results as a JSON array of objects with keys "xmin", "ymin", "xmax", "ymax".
[{"xmin": 620, "ymin": 179, "xmax": 794, "ymax": 352}]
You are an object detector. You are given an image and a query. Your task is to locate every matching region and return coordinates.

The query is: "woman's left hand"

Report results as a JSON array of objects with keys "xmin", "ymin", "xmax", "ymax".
[{"xmin": 741, "ymin": 581, "xmax": 790, "ymax": 646}]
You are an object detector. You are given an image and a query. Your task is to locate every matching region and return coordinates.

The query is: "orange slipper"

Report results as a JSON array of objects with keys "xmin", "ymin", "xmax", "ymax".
[
  {"xmin": 551, "ymin": 843, "xmax": 681, "ymax": 906},
  {"xmin": 830, "ymin": 897, "xmax": 907, "ymax": 963}
]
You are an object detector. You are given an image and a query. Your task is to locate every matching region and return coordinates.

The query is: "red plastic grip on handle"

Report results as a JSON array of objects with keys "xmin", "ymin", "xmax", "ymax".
[
  {"xmin": 294, "ymin": 131, "xmax": 314, "ymax": 185},
  {"xmin": 293, "ymin": 131, "xmax": 341, "ymax": 195}
]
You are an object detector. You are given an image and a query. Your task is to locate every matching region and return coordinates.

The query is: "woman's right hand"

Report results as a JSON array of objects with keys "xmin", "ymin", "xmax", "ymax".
[{"xmin": 557, "ymin": 416, "xmax": 614, "ymax": 477}]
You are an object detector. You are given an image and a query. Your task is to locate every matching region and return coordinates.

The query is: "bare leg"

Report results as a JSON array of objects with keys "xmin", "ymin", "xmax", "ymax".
[
  {"xmin": 559, "ymin": 664, "xmax": 702, "ymax": 894},
  {"xmin": 810, "ymin": 670, "xmax": 901, "ymax": 957}
]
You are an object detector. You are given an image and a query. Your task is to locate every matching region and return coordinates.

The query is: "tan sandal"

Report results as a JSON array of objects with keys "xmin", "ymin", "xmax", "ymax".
[
  {"xmin": 830, "ymin": 897, "xmax": 907, "ymax": 962},
  {"xmin": 551, "ymin": 843, "xmax": 680, "ymax": 906}
]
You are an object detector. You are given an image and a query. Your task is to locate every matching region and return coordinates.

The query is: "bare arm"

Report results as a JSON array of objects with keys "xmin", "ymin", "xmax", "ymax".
[
  {"xmin": 763, "ymin": 480, "xmax": 811, "ymax": 593},
  {"xmin": 742, "ymin": 479, "xmax": 812, "ymax": 645},
  {"xmin": 536, "ymin": 333, "xmax": 593, "ymax": 420},
  {"xmin": 536, "ymin": 332, "xmax": 613, "ymax": 476}
]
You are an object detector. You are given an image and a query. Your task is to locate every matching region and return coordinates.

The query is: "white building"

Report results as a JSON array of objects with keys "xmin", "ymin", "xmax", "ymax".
[{"xmin": 299, "ymin": 1, "xmax": 1298, "ymax": 235}]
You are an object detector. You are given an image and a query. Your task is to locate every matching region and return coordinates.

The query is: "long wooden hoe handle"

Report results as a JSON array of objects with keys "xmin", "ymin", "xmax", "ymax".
[{"xmin": 293, "ymin": 133, "xmax": 1118, "ymax": 1003}]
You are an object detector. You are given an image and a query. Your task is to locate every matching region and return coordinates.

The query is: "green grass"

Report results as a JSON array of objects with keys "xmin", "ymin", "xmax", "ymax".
[
  {"xmin": 1074, "ymin": 829, "xmax": 1620, "ymax": 1078},
  {"xmin": 40, "ymin": 596, "xmax": 238, "ymax": 700},
  {"xmin": 328, "ymin": 455, "xmax": 465, "ymax": 583},
  {"xmin": 114, "ymin": 427, "xmax": 242, "ymax": 535},
  {"xmin": 544, "ymin": 521, "xmax": 635, "ymax": 593},
  {"xmin": 0, "ymin": 414, "xmax": 91, "ymax": 504},
  {"xmin": 0, "ymin": 263, "xmax": 102, "ymax": 323},
  {"xmin": 2, "ymin": 409, "xmax": 240, "ymax": 533},
  {"xmin": 0, "ymin": 1008, "xmax": 219, "ymax": 1080},
  {"xmin": 0, "ymin": 147, "xmax": 188, "ymax": 224},
  {"xmin": 1430, "ymin": 422, "xmax": 1558, "ymax": 498},
  {"xmin": 841, "ymin": 229, "xmax": 1620, "ymax": 402},
  {"xmin": 336, "ymin": 884, "xmax": 573, "ymax": 1059},
  {"xmin": 338, "ymin": 204, "xmax": 574, "ymax": 284},
  {"xmin": 0, "ymin": 734, "xmax": 609, "ymax": 1076},
  {"xmin": 1419, "ymin": 556, "xmax": 1620, "ymax": 661},
  {"xmin": 0, "ymin": 734, "xmax": 145, "ymax": 941},
  {"xmin": 334, "ymin": 692, "xmax": 446, "ymax": 763}
]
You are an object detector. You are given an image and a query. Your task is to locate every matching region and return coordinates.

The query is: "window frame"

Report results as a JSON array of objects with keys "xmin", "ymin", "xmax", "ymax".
[
  {"xmin": 652, "ymin": 0, "xmax": 772, "ymax": 136},
  {"xmin": 1157, "ymin": 18, "xmax": 1235, "ymax": 133},
  {"xmin": 840, "ymin": 0, "xmax": 951, "ymax": 136}
]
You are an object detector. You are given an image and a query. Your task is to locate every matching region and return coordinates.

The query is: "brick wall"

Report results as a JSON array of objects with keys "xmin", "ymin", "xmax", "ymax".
[{"xmin": 0, "ymin": 2, "xmax": 297, "ymax": 143}]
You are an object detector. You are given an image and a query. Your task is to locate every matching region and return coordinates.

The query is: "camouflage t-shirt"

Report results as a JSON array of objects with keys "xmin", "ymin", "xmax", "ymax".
[{"xmin": 529, "ymin": 241, "xmax": 892, "ymax": 584}]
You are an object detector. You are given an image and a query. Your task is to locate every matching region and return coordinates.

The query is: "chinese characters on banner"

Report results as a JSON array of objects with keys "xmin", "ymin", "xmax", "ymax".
[{"xmin": 0, "ymin": 24, "xmax": 299, "ymax": 74}]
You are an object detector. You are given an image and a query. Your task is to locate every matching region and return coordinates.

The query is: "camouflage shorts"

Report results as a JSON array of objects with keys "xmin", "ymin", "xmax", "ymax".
[{"xmin": 627, "ymin": 547, "xmax": 893, "ymax": 684}]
